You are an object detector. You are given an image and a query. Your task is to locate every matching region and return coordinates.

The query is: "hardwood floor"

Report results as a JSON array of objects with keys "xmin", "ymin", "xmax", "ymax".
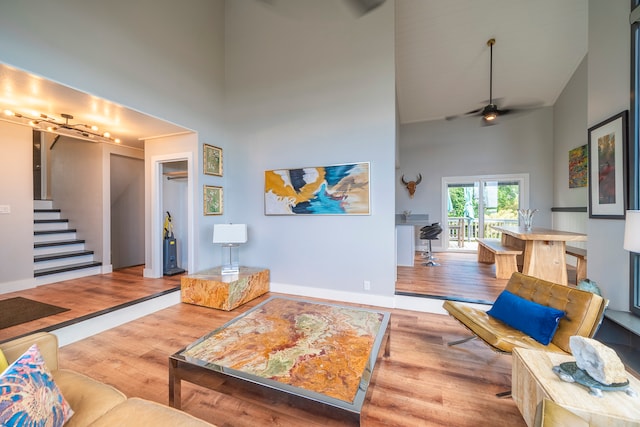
[
  {"xmin": 0, "ymin": 266, "xmax": 181, "ymax": 342},
  {"xmin": 395, "ymin": 251, "xmax": 578, "ymax": 304},
  {"xmin": 58, "ymin": 294, "xmax": 525, "ymax": 427},
  {"xmin": 395, "ymin": 252, "xmax": 508, "ymax": 304},
  {"xmin": 0, "ymin": 258, "xmax": 531, "ymax": 426}
]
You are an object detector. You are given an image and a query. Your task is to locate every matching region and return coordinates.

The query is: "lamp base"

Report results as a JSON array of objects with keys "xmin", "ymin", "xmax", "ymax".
[{"xmin": 221, "ymin": 265, "xmax": 240, "ymax": 275}]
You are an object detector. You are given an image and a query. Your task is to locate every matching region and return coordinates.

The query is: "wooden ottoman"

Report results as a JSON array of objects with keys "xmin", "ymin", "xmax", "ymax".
[
  {"xmin": 512, "ymin": 347, "xmax": 640, "ymax": 427},
  {"xmin": 181, "ymin": 267, "xmax": 269, "ymax": 311}
]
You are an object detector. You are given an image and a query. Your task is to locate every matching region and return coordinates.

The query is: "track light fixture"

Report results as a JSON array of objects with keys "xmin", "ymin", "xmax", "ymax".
[{"xmin": 2, "ymin": 109, "xmax": 120, "ymax": 144}]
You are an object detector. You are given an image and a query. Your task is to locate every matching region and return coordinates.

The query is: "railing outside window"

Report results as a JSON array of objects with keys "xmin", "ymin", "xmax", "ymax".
[{"xmin": 447, "ymin": 217, "xmax": 518, "ymax": 248}]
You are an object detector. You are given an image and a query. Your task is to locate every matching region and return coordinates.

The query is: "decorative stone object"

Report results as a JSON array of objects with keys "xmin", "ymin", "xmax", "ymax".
[
  {"xmin": 577, "ymin": 279, "xmax": 602, "ymax": 296},
  {"xmin": 569, "ymin": 336, "xmax": 627, "ymax": 385}
]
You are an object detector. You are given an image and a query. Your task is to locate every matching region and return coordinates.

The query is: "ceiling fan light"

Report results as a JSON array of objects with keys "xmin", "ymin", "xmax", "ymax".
[{"xmin": 484, "ymin": 112, "xmax": 497, "ymax": 121}]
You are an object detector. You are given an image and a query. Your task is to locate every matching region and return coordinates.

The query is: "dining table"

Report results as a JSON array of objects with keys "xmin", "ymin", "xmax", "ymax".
[{"xmin": 491, "ymin": 225, "xmax": 587, "ymax": 286}]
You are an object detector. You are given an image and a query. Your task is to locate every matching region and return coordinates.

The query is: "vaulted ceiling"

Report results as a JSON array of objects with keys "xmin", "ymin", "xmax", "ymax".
[
  {"xmin": 0, "ymin": 0, "xmax": 588, "ymax": 148},
  {"xmin": 395, "ymin": 0, "xmax": 587, "ymax": 123}
]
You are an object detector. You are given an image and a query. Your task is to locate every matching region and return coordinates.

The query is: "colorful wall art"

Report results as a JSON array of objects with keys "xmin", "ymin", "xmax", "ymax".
[
  {"xmin": 264, "ymin": 162, "xmax": 370, "ymax": 215},
  {"xmin": 568, "ymin": 144, "xmax": 588, "ymax": 188}
]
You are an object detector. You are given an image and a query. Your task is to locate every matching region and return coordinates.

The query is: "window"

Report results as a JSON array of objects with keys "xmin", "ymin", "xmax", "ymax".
[
  {"xmin": 442, "ymin": 174, "xmax": 529, "ymax": 251},
  {"xmin": 630, "ymin": 1, "xmax": 640, "ymax": 316}
]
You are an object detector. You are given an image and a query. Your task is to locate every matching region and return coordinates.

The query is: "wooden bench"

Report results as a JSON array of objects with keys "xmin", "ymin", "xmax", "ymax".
[
  {"xmin": 477, "ymin": 238, "xmax": 523, "ymax": 279},
  {"xmin": 566, "ymin": 246, "xmax": 587, "ymax": 285}
]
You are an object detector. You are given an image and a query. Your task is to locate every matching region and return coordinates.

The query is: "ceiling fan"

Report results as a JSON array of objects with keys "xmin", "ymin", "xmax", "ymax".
[
  {"xmin": 258, "ymin": 0, "xmax": 386, "ymax": 17},
  {"xmin": 447, "ymin": 38, "xmax": 540, "ymax": 125}
]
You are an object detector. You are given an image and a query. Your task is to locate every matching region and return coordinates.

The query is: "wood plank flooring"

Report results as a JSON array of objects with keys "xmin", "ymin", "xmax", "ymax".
[
  {"xmin": 0, "ymin": 266, "xmax": 181, "ymax": 342},
  {"xmin": 0, "ymin": 255, "xmax": 533, "ymax": 426},
  {"xmin": 395, "ymin": 251, "xmax": 578, "ymax": 304},
  {"xmin": 58, "ymin": 294, "xmax": 526, "ymax": 427},
  {"xmin": 395, "ymin": 252, "xmax": 507, "ymax": 304}
]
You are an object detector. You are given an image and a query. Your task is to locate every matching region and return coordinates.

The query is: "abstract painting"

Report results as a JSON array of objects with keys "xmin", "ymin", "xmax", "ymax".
[
  {"xmin": 568, "ymin": 145, "xmax": 588, "ymax": 188},
  {"xmin": 588, "ymin": 111, "xmax": 627, "ymax": 219},
  {"xmin": 264, "ymin": 162, "xmax": 370, "ymax": 215}
]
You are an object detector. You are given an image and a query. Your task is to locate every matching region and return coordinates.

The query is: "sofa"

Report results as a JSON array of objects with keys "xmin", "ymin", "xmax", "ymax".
[
  {"xmin": 443, "ymin": 272, "xmax": 608, "ymax": 354},
  {"xmin": 0, "ymin": 332, "xmax": 215, "ymax": 426}
]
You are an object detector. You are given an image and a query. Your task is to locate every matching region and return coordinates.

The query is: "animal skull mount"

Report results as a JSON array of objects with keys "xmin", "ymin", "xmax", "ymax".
[{"xmin": 401, "ymin": 174, "xmax": 422, "ymax": 198}]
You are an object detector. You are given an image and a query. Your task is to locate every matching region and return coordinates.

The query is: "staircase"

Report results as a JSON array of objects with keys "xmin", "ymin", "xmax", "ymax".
[{"xmin": 34, "ymin": 200, "xmax": 102, "ymax": 285}]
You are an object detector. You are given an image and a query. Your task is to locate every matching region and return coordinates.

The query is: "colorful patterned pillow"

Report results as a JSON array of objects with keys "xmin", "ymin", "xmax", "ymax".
[{"xmin": 0, "ymin": 344, "xmax": 74, "ymax": 427}]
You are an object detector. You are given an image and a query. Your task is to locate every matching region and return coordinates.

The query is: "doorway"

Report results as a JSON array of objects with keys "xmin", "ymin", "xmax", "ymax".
[
  {"xmin": 442, "ymin": 174, "xmax": 529, "ymax": 251},
  {"xmin": 110, "ymin": 154, "xmax": 145, "ymax": 269}
]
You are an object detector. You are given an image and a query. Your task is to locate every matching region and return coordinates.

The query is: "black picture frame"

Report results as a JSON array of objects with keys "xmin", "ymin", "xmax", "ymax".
[{"xmin": 588, "ymin": 110, "xmax": 628, "ymax": 219}]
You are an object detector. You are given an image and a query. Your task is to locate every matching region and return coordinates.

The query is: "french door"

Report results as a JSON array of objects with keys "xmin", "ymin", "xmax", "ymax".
[{"xmin": 442, "ymin": 174, "xmax": 529, "ymax": 251}]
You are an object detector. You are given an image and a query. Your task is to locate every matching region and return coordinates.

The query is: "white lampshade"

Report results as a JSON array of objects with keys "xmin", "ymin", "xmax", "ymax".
[
  {"xmin": 213, "ymin": 224, "xmax": 247, "ymax": 244},
  {"xmin": 624, "ymin": 210, "xmax": 640, "ymax": 253}
]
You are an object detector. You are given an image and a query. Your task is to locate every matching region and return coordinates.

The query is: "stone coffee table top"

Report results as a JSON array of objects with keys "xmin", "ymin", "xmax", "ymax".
[{"xmin": 180, "ymin": 296, "xmax": 389, "ymax": 403}]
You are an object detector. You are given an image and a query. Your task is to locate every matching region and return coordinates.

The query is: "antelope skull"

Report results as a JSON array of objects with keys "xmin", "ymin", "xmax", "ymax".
[{"xmin": 401, "ymin": 174, "xmax": 422, "ymax": 198}]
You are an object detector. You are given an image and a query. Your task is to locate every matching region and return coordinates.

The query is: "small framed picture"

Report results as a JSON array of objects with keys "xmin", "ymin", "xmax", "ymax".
[
  {"xmin": 204, "ymin": 185, "xmax": 223, "ymax": 215},
  {"xmin": 204, "ymin": 144, "xmax": 223, "ymax": 176}
]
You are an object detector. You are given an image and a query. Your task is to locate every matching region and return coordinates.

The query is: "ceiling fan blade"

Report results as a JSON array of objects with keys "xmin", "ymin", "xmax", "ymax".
[
  {"xmin": 445, "ymin": 107, "xmax": 483, "ymax": 121},
  {"xmin": 345, "ymin": 0, "xmax": 386, "ymax": 15}
]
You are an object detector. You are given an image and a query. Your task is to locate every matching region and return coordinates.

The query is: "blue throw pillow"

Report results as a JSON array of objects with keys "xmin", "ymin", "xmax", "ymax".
[{"xmin": 487, "ymin": 290, "xmax": 565, "ymax": 345}]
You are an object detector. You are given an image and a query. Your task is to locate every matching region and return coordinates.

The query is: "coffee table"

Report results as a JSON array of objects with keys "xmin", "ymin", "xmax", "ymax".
[{"xmin": 169, "ymin": 296, "xmax": 390, "ymax": 424}]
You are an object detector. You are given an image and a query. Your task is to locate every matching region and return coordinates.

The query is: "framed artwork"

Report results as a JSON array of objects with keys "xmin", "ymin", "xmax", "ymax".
[
  {"xmin": 204, "ymin": 185, "xmax": 223, "ymax": 215},
  {"xmin": 264, "ymin": 162, "xmax": 370, "ymax": 215},
  {"xmin": 204, "ymin": 144, "xmax": 223, "ymax": 176},
  {"xmin": 568, "ymin": 144, "xmax": 588, "ymax": 188},
  {"xmin": 588, "ymin": 110, "xmax": 628, "ymax": 219}
]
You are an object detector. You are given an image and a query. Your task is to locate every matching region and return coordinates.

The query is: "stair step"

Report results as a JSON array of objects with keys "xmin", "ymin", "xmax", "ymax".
[
  {"xmin": 34, "ymin": 229, "xmax": 77, "ymax": 235},
  {"xmin": 34, "ymin": 219, "xmax": 68, "ymax": 224},
  {"xmin": 34, "ymin": 239, "xmax": 86, "ymax": 249},
  {"xmin": 34, "ymin": 261, "xmax": 103, "ymax": 277},
  {"xmin": 34, "ymin": 210, "xmax": 62, "ymax": 220},
  {"xmin": 34, "ymin": 209, "xmax": 61, "ymax": 213},
  {"xmin": 34, "ymin": 200, "xmax": 53, "ymax": 210},
  {"xmin": 34, "ymin": 250, "xmax": 94, "ymax": 262}
]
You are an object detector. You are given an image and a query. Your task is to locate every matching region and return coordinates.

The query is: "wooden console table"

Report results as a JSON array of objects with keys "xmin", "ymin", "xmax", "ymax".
[
  {"xmin": 181, "ymin": 267, "xmax": 269, "ymax": 311},
  {"xmin": 512, "ymin": 347, "xmax": 640, "ymax": 427}
]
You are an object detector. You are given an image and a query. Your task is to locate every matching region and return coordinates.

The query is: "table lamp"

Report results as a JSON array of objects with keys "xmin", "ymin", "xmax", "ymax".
[
  {"xmin": 213, "ymin": 224, "xmax": 247, "ymax": 275},
  {"xmin": 624, "ymin": 210, "xmax": 640, "ymax": 253}
]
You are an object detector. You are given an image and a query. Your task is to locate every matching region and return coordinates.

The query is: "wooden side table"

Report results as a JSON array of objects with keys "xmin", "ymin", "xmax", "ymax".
[
  {"xmin": 512, "ymin": 347, "xmax": 640, "ymax": 427},
  {"xmin": 181, "ymin": 267, "xmax": 269, "ymax": 311}
]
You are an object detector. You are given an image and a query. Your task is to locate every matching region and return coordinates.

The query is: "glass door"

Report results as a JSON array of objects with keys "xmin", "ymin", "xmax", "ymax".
[
  {"xmin": 446, "ymin": 182, "xmax": 479, "ymax": 250},
  {"xmin": 481, "ymin": 180, "xmax": 521, "ymax": 239},
  {"xmin": 443, "ymin": 174, "xmax": 528, "ymax": 251}
]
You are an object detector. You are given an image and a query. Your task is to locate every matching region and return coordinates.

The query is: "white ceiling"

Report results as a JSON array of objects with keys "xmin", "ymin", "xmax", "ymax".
[
  {"xmin": 0, "ymin": 0, "xmax": 588, "ymax": 148},
  {"xmin": 396, "ymin": 0, "xmax": 588, "ymax": 123},
  {"xmin": 0, "ymin": 64, "xmax": 190, "ymax": 149}
]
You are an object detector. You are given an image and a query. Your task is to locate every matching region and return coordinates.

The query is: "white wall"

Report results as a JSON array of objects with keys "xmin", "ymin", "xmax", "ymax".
[
  {"xmin": 0, "ymin": 122, "xmax": 33, "ymax": 289},
  {"xmin": 110, "ymin": 154, "xmax": 145, "ymax": 269},
  {"xmin": 397, "ymin": 107, "xmax": 555, "ymax": 231},
  {"xmin": 51, "ymin": 137, "xmax": 104, "ymax": 259},
  {"xmin": 586, "ymin": 0, "xmax": 631, "ymax": 311},
  {"xmin": 552, "ymin": 55, "xmax": 588, "ymax": 249},
  {"xmin": 553, "ymin": 55, "xmax": 589, "ymax": 209},
  {"xmin": 224, "ymin": 0, "xmax": 397, "ymax": 298}
]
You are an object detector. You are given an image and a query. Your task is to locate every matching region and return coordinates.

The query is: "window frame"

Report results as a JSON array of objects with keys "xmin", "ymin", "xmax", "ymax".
[{"xmin": 630, "ymin": 0, "xmax": 640, "ymax": 316}]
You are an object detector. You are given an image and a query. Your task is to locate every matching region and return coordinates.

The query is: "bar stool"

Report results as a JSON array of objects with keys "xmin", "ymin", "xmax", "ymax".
[{"xmin": 420, "ymin": 222, "xmax": 443, "ymax": 266}]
